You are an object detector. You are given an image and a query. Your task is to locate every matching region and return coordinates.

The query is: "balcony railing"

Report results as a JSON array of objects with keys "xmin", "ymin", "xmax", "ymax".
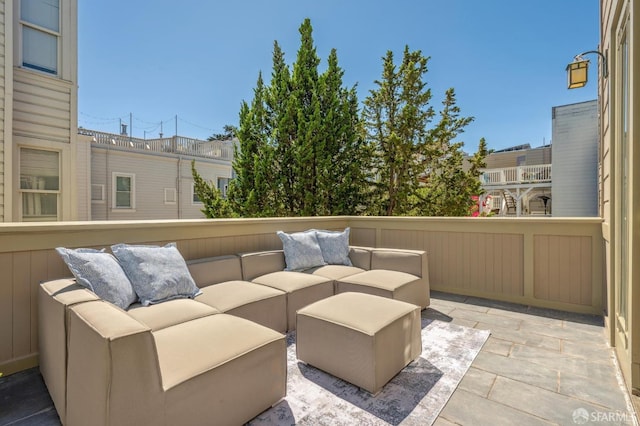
[
  {"xmin": 79, "ymin": 129, "xmax": 235, "ymax": 161},
  {"xmin": 0, "ymin": 216, "xmax": 603, "ymax": 376},
  {"xmin": 481, "ymin": 164, "xmax": 552, "ymax": 185}
]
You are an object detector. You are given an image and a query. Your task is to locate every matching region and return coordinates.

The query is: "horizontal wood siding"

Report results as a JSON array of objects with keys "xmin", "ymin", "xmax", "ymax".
[
  {"xmin": 90, "ymin": 147, "xmax": 233, "ymax": 220},
  {"xmin": 13, "ymin": 70, "xmax": 73, "ymax": 143},
  {"xmin": 0, "ymin": 216, "xmax": 603, "ymax": 375}
]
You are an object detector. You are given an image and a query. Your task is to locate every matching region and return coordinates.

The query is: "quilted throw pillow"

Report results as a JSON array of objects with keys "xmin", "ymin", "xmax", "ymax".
[
  {"xmin": 111, "ymin": 243, "xmax": 202, "ymax": 306},
  {"xmin": 56, "ymin": 247, "xmax": 138, "ymax": 310},
  {"xmin": 277, "ymin": 230, "xmax": 326, "ymax": 271},
  {"xmin": 314, "ymin": 228, "xmax": 352, "ymax": 266}
]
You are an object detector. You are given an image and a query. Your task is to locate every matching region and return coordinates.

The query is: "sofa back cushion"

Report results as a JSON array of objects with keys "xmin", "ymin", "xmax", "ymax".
[
  {"xmin": 188, "ymin": 255, "xmax": 243, "ymax": 287},
  {"xmin": 349, "ymin": 246, "xmax": 372, "ymax": 270},
  {"xmin": 371, "ymin": 249, "xmax": 423, "ymax": 277},
  {"xmin": 240, "ymin": 250, "xmax": 286, "ymax": 281}
]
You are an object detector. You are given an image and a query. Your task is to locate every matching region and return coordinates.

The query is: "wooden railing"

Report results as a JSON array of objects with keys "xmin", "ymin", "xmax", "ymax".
[
  {"xmin": 481, "ymin": 164, "xmax": 552, "ymax": 185},
  {"xmin": 79, "ymin": 129, "xmax": 235, "ymax": 161},
  {"xmin": 0, "ymin": 216, "xmax": 603, "ymax": 375}
]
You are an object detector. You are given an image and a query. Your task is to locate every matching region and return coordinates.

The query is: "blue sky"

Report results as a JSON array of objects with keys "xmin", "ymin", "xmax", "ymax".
[{"xmin": 78, "ymin": 1, "xmax": 599, "ymax": 152}]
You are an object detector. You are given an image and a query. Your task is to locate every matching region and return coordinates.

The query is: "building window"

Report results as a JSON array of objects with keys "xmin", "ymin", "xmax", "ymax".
[
  {"xmin": 192, "ymin": 183, "xmax": 202, "ymax": 204},
  {"xmin": 20, "ymin": 0, "xmax": 60, "ymax": 75},
  {"xmin": 164, "ymin": 188, "xmax": 176, "ymax": 204},
  {"xmin": 217, "ymin": 177, "xmax": 230, "ymax": 198},
  {"xmin": 112, "ymin": 173, "xmax": 135, "ymax": 209},
  {"xmin": 19, "ymin": 147, "xmax": 60, "ymax": 221}
]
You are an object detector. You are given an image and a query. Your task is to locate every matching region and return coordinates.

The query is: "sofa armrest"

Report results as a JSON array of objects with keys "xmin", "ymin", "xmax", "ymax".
[
  {"xmin": 371, "ymin": 248, "xmax": 430, "ymax": 307},
  {"xmin": 38, "ymin": 278, "xmax": 100, "ymax": 423},
  {"xmin": 66, "ymin": 300, "xmax": 164, "ymax": 426}
]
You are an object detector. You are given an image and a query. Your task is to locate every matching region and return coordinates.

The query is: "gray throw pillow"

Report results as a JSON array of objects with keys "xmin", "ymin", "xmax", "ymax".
[
  {"xmin": 111, "ymin": 243, "xmax": 201, "ymax": 306},
  {"xmin": 277, "ymin": 230, "xmax": 326, "ymax": 271},
  {"xmin": 314, "ymin": 228, "xmax": 352, "ymax": 266},
  {"xmin": 56, "ymin": 247, "xmax": 138, "ymax": 310}
]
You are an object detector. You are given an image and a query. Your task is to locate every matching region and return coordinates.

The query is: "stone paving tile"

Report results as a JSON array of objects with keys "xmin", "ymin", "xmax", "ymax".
[
  {"xmin": 451, "ymin": 317, "xmax": 478, "ymax": 328},
  {"xmin": 440, "ymin": 388, "xmax": 554, "ymax": 426},
  {"xmin": 483, "ymin": 336, "xmax": 513, "ymax": 356},
  {"xmin": 449, "ymin": 308, "xmax": 522, "ymax": 329},
  {"xmin": 431, "ymin": 298, "xmax": 490, "ymax": 313},
  {"xmin": 457, "ymin": 366, "xmax": 497, "ymax": 398},
  {"xmin": 432, "ymin": 417, "xmax": 459, "ymax": 426},
  {"xmin": 423, "ymin": 307, "xmax": 455, "ymax": 323},
  {"xmin": 520, "ymin": 320, "xmax": 606, "ymax": 341},
  {"xmin": 474, "ymin": 322, "xmax": 562, "ymax": 352},
  {"xmin": 510, "ymin": 344, "xmax": 620, "ymax": 384},
  {"xmin": 489, "ymin": 376, "xmax": 635, "ymax": 425},
  {"xmin": 526, "ymin": 306, "xmax": 604, "ymax": 326},
  {"xmin": 559, "ymin": 372, "xmax": 630, "ymax": 412},
  {"xmin": 486, "ymin": 307, "xmax": 564, "ymax": 327},
  {"xmin": 562, "ymin": 339, "xmax": 616, "ymax": 364},
  {"xmin": 471, "ymin": 351, "xmax": 560, "ymax": 392}
]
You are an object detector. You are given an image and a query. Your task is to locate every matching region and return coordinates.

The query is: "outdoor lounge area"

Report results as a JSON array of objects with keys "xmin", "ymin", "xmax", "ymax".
[
  {"xmin": 1, "ymin": 291, "xmax": 634, "ymax": 425},
  {"xmin": 0, "ymin": 216, "xmax": 636, "ymax": 424}
]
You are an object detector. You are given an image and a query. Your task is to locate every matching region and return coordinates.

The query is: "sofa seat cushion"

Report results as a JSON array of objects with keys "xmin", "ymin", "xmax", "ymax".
[
  {"xmin": 127, "ymin": 299, "xmax": 219, "ymax": 331},
  {"xmin": 152, "ymin": 313, "xmax": 285, "ymax": 390},
  {"xmin": 305, "ymin": 264, "xmax": 365, "ymax": 281},
  {"xmin": 252, "ymin": 272, "xmax": 334, "ymax": 331},
  {"xmin": 335, "ymin": 269, "xmax": 425, "ymax": 308},
  {"xmin": 196, "ymin": 281, "xmax": 287, "ymax": 333}
]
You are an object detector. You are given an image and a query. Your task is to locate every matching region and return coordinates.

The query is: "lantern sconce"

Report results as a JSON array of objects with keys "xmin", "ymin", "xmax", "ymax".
[{"xmin": 566, "ymin": 50, "xmax": 608, "ymax": 89}]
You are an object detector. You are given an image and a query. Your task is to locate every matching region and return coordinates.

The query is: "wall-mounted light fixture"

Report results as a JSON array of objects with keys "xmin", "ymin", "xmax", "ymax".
[{"xmin": 566, "ymin": 50, "xmax": 608, "ymax": 89}]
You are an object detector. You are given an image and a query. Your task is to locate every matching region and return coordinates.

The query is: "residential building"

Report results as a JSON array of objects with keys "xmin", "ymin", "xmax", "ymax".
[
  {"xmin": 79, "ymin": 129, "xmax": 234, "ymax": 220},
  {"xmin": 600, "ymin": 0, "xmax": 639, "ymax": 397},
  {"xmin": 1, "ymin": 0, "xmax": 78, "ymax": 222},
  {"xmin": 551, "ymin": 100, "xmax": 599, "ymax": 217},
  {"xmin": 479, "ymin": 100, "xmax": 598, "ymax": 217}
]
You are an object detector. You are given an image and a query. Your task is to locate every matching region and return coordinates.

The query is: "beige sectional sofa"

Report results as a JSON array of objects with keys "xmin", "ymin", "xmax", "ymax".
[{"xmin": 39, "ymin": 245, "xmax": 429, "ymax": 425}]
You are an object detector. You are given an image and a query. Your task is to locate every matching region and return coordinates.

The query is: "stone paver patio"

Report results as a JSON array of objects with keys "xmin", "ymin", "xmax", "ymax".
[{"xmin": 1, "ymin": 291, "xmax": 637, "ymax": 425}]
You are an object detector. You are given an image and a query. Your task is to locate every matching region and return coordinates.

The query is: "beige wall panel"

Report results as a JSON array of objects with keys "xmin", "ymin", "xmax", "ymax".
[
  {"xmin": 534, "ymin": 235, "xmax": 592, "ymax": 306},
  {"xmin": 12, "ymin": 252, "xmax": 31, "ymax": 358},
  {"xmin": 13, "ymin": 79, "xmax": 71, "ymax": 103},
  {"xmin": 0, "ymin": 253, "xmax": 12, "ymax": 362},
  {"xmin": 29, "ymin": 251, "xmax": 49, "ymax": 351},
  {"xmin": 350, "ymin": 227, "xmax": 376, "ymax": 247}
]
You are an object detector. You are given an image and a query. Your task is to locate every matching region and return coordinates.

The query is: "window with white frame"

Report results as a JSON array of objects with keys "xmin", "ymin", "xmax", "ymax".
[
  {"xmin": 112, "ymin": 173, "xmax": 135, "ymax": 209},
  {"xmin": 20, "ymin": 0, "xmax": 60, "ymax": 75},
  {"xmin": 19, "ymin": 147, "xmax": 60, "ymax": 221},
  {"xmin": 192, "ymin": 182, "xmax": 202, "ymax": 204}
]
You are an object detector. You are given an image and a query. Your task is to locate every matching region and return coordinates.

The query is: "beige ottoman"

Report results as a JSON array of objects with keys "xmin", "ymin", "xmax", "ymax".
[{"xmin": 296, "ymin": 292, "xmax": 422, "ymax": 395}]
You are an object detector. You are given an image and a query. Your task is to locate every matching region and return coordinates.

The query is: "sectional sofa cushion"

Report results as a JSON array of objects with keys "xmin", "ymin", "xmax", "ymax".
[
  {"xmin": 196, "ymin": 281, "xmax": 287, "ymax": 333},
  {"xmin": 127, "ymin": 299, "xmax": 219, "ymax": 331},
  {"xmin": 56, "ymin": 247, "xmax": 137, "ymax": 310},
  {"xmin": 112, "ymin": 243, "xmax": 201, "ymax": 306},
  {"xmin": 277, "ymin": 230, "xmax": 326, "ymax": 271},
  {"xmin": 314, "ymin": 228, "xmax": 352, "ymax": 266},
  {"xmin": 335, "ymin": 269, "xmax": 427, "ymax": 308}
]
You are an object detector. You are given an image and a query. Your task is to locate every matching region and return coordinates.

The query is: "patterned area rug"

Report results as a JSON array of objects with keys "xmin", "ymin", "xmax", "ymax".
[{"xmin": 249, "ymin": 317, "xmax": 490, "ymax": 426}]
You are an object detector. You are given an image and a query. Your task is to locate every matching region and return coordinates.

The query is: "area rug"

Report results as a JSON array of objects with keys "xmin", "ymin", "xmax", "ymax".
[{"xmin": 248, "ymin": 317, "xmax": 490, "ymax": 426}]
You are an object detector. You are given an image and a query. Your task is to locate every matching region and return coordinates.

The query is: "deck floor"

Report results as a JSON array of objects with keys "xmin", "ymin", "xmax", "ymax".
[{"xmin": 1, "ymin": 292, "xmax": 637, "ymax": 425}]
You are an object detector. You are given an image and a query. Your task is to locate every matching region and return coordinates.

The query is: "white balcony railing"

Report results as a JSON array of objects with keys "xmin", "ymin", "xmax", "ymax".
[
  {"xmin": 79, "ymin": 129, "xmax": 235, "ymax": 161},
  {"xmin": 481, "ymin": 164, "xmax": 552, "ymax": 185}
]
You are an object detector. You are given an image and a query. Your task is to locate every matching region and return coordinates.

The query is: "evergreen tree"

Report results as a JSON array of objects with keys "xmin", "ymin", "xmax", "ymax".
[
  {"xmin": 363, "ymin": 46, "xmax": 434, "ymax": 215},
  {"xmin": 411, "ymin": 89, "xmax": 486, "ymax": 216},
  {"xmin": 191, "ymin": 160, "xmax": 233, "ymax": 218}
]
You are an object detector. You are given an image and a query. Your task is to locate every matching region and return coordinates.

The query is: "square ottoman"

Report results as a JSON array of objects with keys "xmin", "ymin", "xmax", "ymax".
[{"xmin": 296, "ymin": 292, "xmax": 422, "ymax": 395}]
